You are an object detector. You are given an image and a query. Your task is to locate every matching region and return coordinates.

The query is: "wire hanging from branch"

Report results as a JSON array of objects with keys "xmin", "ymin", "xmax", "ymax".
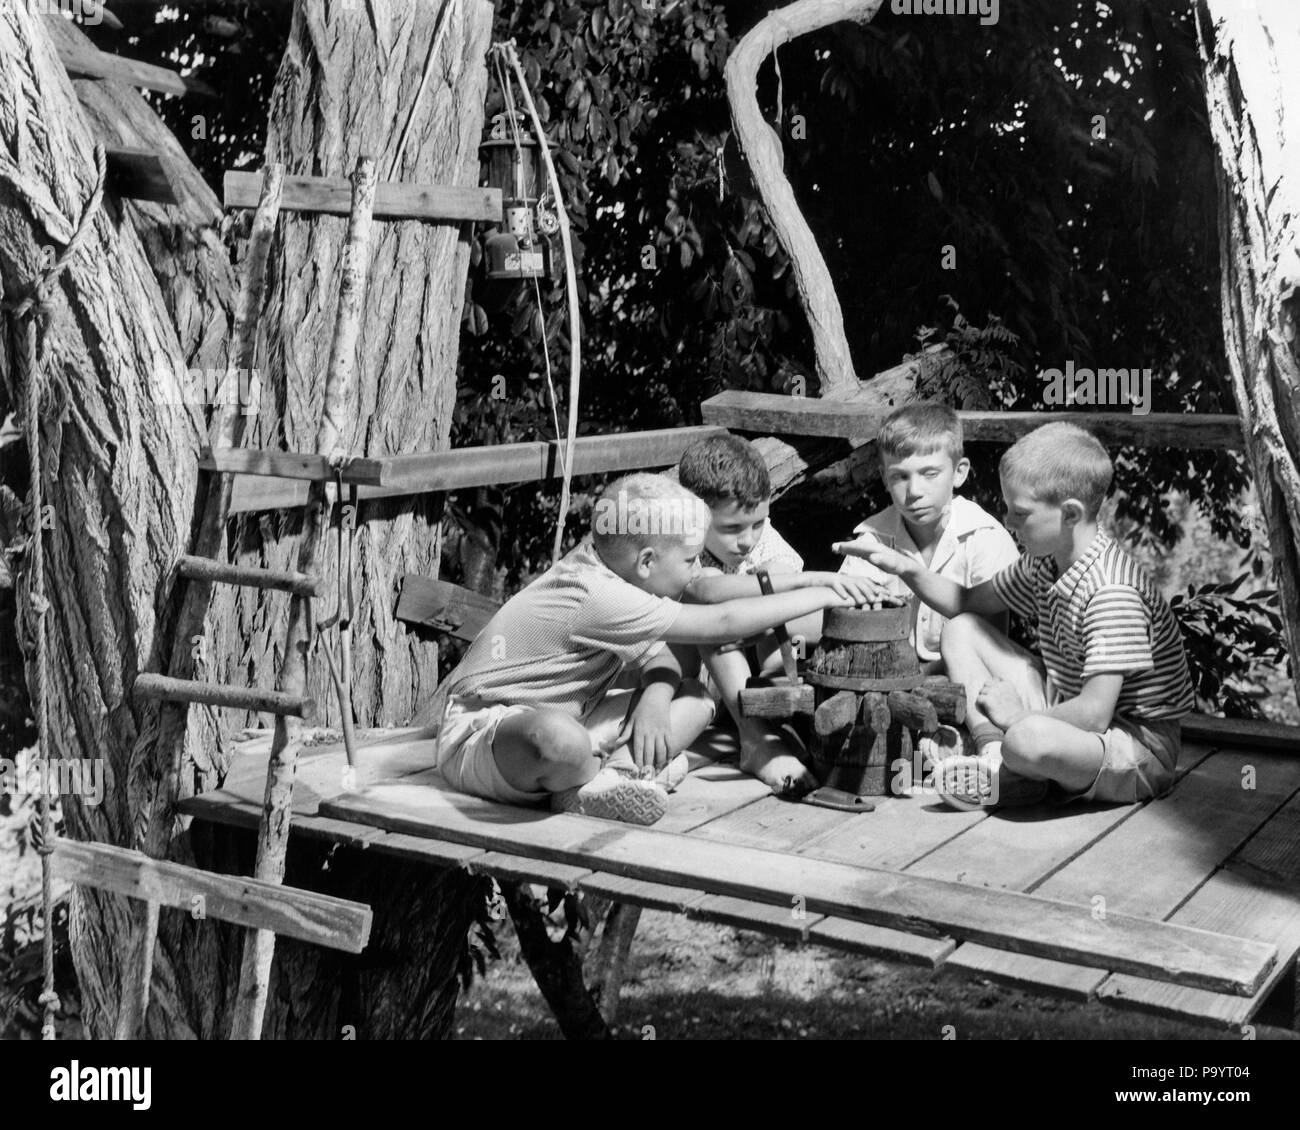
[{"xmin": 498, "ymin": 41, "xmax": 582, "ymax": 565}]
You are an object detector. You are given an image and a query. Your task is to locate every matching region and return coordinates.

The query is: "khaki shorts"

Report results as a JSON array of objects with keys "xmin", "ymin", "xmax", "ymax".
[
  {"xmin": 1014, "ymin": 656, "xmax": 1180, "ymax": 805},
  {"xmin": 434, "ymin": 689, "xmax": 655, "ymax": 805}
]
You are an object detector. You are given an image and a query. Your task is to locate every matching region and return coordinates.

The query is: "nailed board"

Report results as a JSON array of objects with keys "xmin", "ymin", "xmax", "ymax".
[
  {"xmin": 226, "ymin": 426, "xmax": 728, "ymax": 513},
  {"xmin": 319, "ymin": 770, "xmax": 1277, "ymax": 996},
  {"xmin": 395, "ymin": 575, "xmax": 501, "ymax": 642},
  {"xmin": 224, "ymin": 170, "xmax": 502, "ymax": 222},
  {"xmin": 701, "ymin": 392, "xmax": 1243, "ymax": 449},
  {"xmin": 53, "ymin": 36, "xmax": 216, "ymax": 98},
  {"xmin": 55, "ymin": 841, "xmax": 371, "ymax": 953},
  {"xmin": 942, "ymin": 747, "xmax": 1300, "ymax": 1002}
]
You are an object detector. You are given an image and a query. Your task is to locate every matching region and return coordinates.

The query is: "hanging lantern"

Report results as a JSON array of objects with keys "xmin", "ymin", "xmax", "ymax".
[{"xmin": 479, "ymin": 113, "xmax": 554, "ymax": 282}]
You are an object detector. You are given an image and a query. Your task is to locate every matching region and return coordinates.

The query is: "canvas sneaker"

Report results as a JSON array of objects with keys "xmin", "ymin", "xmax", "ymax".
[
  {"xmin": 551, "ymin": 767, "xmax": 669, "ymax": 825},
  {"xmin": 934, "ymin": 746, "xmax": 1048, "ymax": 812},
  {"xmin": 603, "ymin": 750, "xmax": 691, "ymax": 793},
  {"xmin": 917, "ymin": 724, "xmax": 969, "ymax": 770}
]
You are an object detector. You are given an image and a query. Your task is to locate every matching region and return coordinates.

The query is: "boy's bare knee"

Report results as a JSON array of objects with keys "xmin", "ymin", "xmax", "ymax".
[
  {"xmin": 513, "ymin": 709, "xmax": 592, "ymax": 767},
  {"xmin": 1002, "ymin": 715, "xmax": 1053, "ymax": 768}
]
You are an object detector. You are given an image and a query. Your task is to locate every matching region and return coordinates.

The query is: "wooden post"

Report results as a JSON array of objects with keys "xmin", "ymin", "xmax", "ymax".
[
  {"xmin": 724, "ymin": 0, "xmax": 886, "ymax": 396},
  {"xmin": 230, "ymin": 156, "xmax": 378, "ymax": 1041}
]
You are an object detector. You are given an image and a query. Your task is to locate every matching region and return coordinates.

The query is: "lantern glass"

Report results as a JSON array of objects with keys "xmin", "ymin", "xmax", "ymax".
[{"xmin": 480, "ymin": 137, "xmax": 544, "ymax": 202}]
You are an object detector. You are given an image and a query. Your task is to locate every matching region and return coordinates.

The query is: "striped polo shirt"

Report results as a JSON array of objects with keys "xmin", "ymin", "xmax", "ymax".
[
  {"xmin": 435, "ymin": 538, "xmax": 682, "ymax": 724},
  {"xmin": 990, "ymin": 531, "xmax": 1195, "ymax": 722}
]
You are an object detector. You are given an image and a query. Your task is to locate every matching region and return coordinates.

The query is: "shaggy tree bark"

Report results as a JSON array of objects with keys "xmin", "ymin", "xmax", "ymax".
[
  {"xmin": 725, "ymin": 0, "xmax": 885, "ymax": 396},
  {"xmin": 1197, "ymin": 0, "xmax": 1300, "ymax": 709},
  {"xmin": 2, "ymin": 0, "xmax": 496, "ymax": 1039}
]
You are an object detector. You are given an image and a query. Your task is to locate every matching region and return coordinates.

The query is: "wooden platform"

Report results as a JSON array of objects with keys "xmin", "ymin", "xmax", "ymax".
[{"xmin": 179, "ymin": 723, "xmax": 1300, "ymax": 1030}]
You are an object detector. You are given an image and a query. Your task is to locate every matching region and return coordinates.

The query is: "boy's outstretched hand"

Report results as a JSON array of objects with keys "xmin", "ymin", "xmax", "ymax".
[
  {"xmin": 832, "ymin": 533, "xmax": 910, "ymax": 577},
  {"xmin": 797, "ymin": 571, "xmax": 892, "ymax": 606}
]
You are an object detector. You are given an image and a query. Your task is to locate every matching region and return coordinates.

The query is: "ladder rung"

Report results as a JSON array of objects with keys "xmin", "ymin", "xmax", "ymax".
[
  {"xmin": 198, "ymin": 447, "xmax": 386, "ymax": 486},
  {"xmin": 177, "ymin": 555, "xmax": 322, "ymax": 597},
  {"xmin": 134, "ymin": 673, "xmax": 314, "ymax": 721}
]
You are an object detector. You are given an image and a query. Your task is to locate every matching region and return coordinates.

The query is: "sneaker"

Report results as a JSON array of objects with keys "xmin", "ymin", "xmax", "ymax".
[
  {"xmin": 934, "ymin": 753, "xmax": 999, "ymax": 811},
  {"xmin": 551, "ymin": 767, "xmax": 669, "ymax": 825},
  {"xmin": 934, "ymin": 748, "xmax": 1048, "ymax": 811},
  {"xmin": 917, "ymin": 724, "xmax": 969, "ymax": 770},
  {"xmin": 603, "ymin": 750, "xmax": 691, "ymax": 793}
]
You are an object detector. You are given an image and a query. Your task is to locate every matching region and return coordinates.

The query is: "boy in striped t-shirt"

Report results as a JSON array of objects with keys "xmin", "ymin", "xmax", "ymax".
[
  {"xmin": 432, "ymin": 473, "xmax": 879, "ymax": 825},
  {"xmin": 835, "ymin": 422, "xmax": 1194, "ymax": 811}
]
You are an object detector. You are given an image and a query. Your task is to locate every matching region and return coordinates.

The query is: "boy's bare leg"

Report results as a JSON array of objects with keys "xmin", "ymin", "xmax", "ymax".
[
  {"xmin": 939, "ymin": 613, "xmax": 1049, "ymax": 752},
  {"xmin": 703, "ymin": 643, "xmax": 817, "ymax": 793},
  {"xmin": 585, "ymin": 680, "xmax": 719, "ymax": 772}
]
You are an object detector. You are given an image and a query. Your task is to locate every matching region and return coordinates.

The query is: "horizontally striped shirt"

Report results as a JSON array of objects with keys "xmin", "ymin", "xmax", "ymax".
[
  {"xmin": 989, "ymin": 531, "xmax": 1195, "ymax": 722},
  {"xmin": 435, "ymin": 538, "xmax": 682, "ymax": 726}
]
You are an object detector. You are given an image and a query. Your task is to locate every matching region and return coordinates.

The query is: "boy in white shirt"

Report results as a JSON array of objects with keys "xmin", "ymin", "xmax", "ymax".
[
  {"xmin": 839, "ymin": 403, "xmax": 1019, "ymax": 760},
  {"xmin": 839, "ymin": 402, "xmax": 1019, "ymax": 669}
]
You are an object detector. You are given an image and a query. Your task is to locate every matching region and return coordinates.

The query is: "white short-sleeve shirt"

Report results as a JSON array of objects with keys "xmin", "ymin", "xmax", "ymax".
[{"xmin": 838, "ymin": 496, "xmax": 1020, "ymax": 662}]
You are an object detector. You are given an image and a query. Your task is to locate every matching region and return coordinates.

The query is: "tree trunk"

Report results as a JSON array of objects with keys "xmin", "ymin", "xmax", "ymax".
[
  {"xmin": 724, "ymin": 0, "xmax": 886, "ymax": 396},
  {"xmin": 1197, "ymin": 0, "xmax": 1300, "ymax": 709},
  {"xmin": 2, "ymin": 0, "xmax": 495, "ymax": 1039}
]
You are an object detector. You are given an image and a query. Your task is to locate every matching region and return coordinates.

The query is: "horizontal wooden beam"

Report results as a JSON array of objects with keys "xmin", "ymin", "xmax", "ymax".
[
  {"xmin": 701, "ymin": 391, "xmax": 1243, "ymax": 449},
  {"xmin": 739, "ymin": 682, "xmax": 815, "ymax": 718},
  {"xmin": 105, "ymin": 146, "xmax": 181, "ymax": 205},
  {"xmin": 224, "ymin": 171, "xmax": 502, "ymax": 223},
  {"xmin": 225, "ymin": 426, "xmax": 728, "ymax": 513},
  {"xmin": 54, "ymin": 840, "xmax": 371, "ymax": 953},
  {"xmin": 134, "ymin": 673, "xmax": 314, "ymax": 721},
  {"xmin": 1181, "ymin": 713, "xmax": 1300, "ymax": 754},
  {"xmin": 198, "ymin": 447, "xmax": 386, "ymax": 486},
  {"xmin": 177, "ymin": 555, "xmax": 321, "ymax": 598},
  {"xmin": 53, "ymin": 37, "xmax": 217, "ymax": 98},
  {"xmin": 323, "ymin": 778, "xmax": 1277, "ymax": 997}
]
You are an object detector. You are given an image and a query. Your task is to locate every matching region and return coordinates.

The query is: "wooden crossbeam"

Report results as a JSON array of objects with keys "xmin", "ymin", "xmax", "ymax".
[
  {"xmin": 104, "ymin": 147, "xmax": 182, "ymax": 205},
  {"xmin": 55, "ymin": 840, "xmax": 372, "ymax": 953},
  {"xmin": 225, "ymin": 425, "xmax": 727, "ymax": 512},
  {"xmin": 53, "ymin": 37, "xmax": 217, "ymax": 98},
  {"xmin": 177, "ymin": 555, "xmax": 322, "ymax": 597},
  {"xmin": 701, "ymin": 391, "xmax": 1244, "ymax": 449},
  {"xmin": 738, "ymin": 682, "xmax": 815, "ymax": 718},
  {"xmin": 198, "ymin": 446, "xmax": 386, "ymax": 486},
  {"xmin": 134, "ymin": 673, "xmax": 314, "ymax": 721},
  {"xmin": 223, "ymin": 170, "xmax": 502, "ymax": 223}
]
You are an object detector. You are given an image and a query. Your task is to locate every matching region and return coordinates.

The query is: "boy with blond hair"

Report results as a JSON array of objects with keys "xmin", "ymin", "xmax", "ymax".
[
  {"xmin": 836, "ymin": 422, "xmax": 1194, "ymax": 810},
  {"xmin": 432, "ymin": 473, "xmax": 878, "ymax": 824}
]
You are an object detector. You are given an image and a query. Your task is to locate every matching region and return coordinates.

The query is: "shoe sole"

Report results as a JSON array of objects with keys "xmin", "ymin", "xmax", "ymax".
[
  {"xmin": 569, "ymin": 778, "xmax": 668, "ymax": 825},
  {"xmin": 936, "ymin": 759, "xmax": 996, "ymax": 811}
]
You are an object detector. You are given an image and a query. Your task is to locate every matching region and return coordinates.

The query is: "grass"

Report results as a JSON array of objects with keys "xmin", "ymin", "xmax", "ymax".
[{"xmin": 454, "ymin": 908, "xmax": 1298, "ymax": 1041}]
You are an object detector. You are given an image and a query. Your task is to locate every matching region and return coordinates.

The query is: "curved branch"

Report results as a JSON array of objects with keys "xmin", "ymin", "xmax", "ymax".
[{"xmin": 725, "ymin": 0, "xmax": 885, "ymax": 398}]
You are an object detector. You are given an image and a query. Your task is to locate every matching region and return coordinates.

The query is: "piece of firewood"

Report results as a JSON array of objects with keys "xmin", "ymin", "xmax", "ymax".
[
  {"xmin": 912, "ymin": 682, "xmax": 967, "ymax": 725},
  {"xmin": 814, "ymin": 690, "xmax": 859, "ymax": 737},
  {"xmin": 887, "ymin": 690, "xmax": 940, "ymax": 733}
]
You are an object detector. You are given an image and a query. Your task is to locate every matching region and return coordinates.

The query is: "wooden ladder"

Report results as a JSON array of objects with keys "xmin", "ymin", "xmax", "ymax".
[{"xmin": 57, "ymin": 156, "xmax": 430, "ymax": 1040}]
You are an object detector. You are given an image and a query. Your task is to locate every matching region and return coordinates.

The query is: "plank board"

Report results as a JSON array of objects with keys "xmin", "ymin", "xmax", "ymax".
[
  {"xmin": 688, "ymin": 894, "xmax": 825, "ymax": 943},
  {"xmin": 943, "ymin": 747, "xmax": 1300, "ymax": 999},
  {"xmin": 1096, "ymin": 790, "xmax": 1300, "ymax": 1028},
  {"xmin": 909, "ymin": 744, "xmax": 1215, "ymax": 892},
  {"xmin": 105, "ymin": 147, "xmax": 181, "ymax": 204},
  {"xmin": 318, "ymin": 771, "xmax": 1277, "ymax": 995},
  {"xmin": 467, "ymin": 852, "xmax": 592, "ymax": 890},
  {"xmin": 578, "ymin": 873, "xmax": 708, "ymax": 914},
  {"xmin": 795, "ymin": 793, "xmax": 989, "ymax": 871},
  {"xmin": 55, "ymin": 841, "xmax": 371, "ymax": 953},
  {"xmin": 395, "ymin": 575, "xmax": 501, "ymax": 642},
  {"xmin": 226, "ymin": 426, "xmax": 727, "ymax": 512},
  {"xmin": 701, "ymin": 391, "xmax": 1243, "ymax": 449},
  {"xmin": 224, "ymin": 170, "xmax": 502, "ymax": 222},
  {"xmin": 691, "ymin": 794, "xmax": 869, "ymax": 852},
  {"xmin": 1181, "ymin": 713, "xmax": 1300, "ymax": 753},
  {"xmin": 54, "ymin": 37, "xmax": 216, "ymax": 97},
  {"xmin": 198, "ymin": 446, "xmax": 386, "ymax": 485},
  {"xmin": 806, "ymin": 917, "xmax": 955, "ymax": 968},
  {"xmin": 653, "ymin": 762, "xmax": 772, "ymax": 835}
]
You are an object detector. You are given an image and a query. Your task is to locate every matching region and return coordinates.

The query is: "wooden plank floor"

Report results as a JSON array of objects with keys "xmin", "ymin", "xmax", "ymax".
[{"xmin": 180, "ymin": 726, "xmax": 1300, "ymax": 1026}]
